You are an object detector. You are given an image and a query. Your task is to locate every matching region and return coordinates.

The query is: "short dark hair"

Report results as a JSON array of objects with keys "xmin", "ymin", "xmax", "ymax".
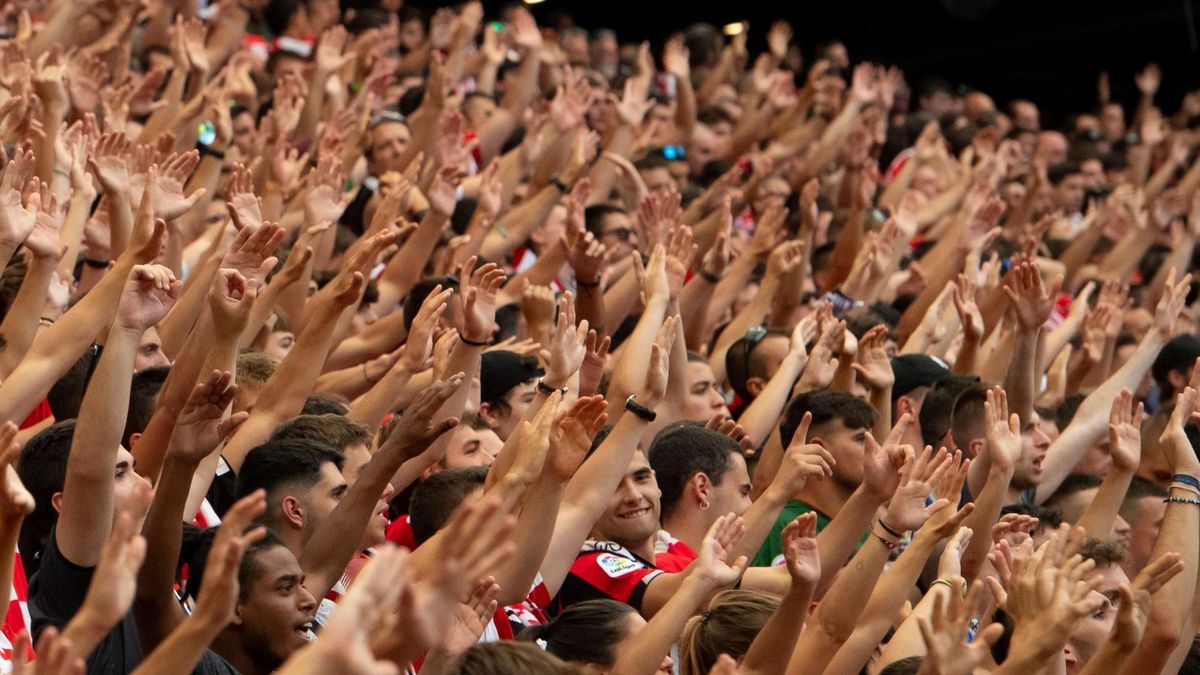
[
  {"xmin": 301, "ymin": 393, "xmax": 350, "ymax": 416},
  {"xmin": 270, "ymin": 415, "xmax": 371, "ymax": 453},
  {"xmin": 521, "ymin": 599, "xmax": 634, "ymax": 667},
  {"xmin": 409, "ymin": 466, "xmax": 488, "ymax": 544},
  {"xmin": 1046, "ymin": 161, "xmax": 1083, "ymax": 185},
  {"xmin": 17, "ymin": 420, "xmax": 76, "ymax": 575},
  {"xmin": 404, "ymin": 276, "xmax": 459, "ymax": 329},
  {"xmin": 1054, "ymin": 393, "xmax": 1086, "ymax": 431},
  {"xmin": 878, "ymin": 656, "xmax": 925, "ymax": 675},
  {"xmin": 583, "ymin": 204, "xmax": 627, "ymax": 238},
  {"xmin": 1079, "ymin": 537, "xmax": 1127, "ymax": 567},
  {"xmin": 238, "ymin": 529, "xmax": 289, "ymax": 599},
  {"xmin": 649, "ymin": 423, "xmax": 740, "ymax": 519},
  {"xmin": 725, "ymin": 329, "xmax": 790, "ymax": 401},
  {"xmin": 124, "ymin": 366, "xmax": 171, "ymax": 448},
  {"xmin": 950, "ymin": 386, "xmax": 989, "ymax": 450},
  {"xmin": 235, "ymin": 440, "xmax": 345, "ymax": 522},
  {"xmin": 780, "ymin": 389, "xmax": 877, "ymax": 447}
]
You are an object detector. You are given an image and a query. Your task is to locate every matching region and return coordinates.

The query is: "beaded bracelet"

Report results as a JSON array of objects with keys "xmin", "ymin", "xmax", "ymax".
[{"xmin": 1164, "ymin": 496, "xmax": 1200, "ymax": 507}]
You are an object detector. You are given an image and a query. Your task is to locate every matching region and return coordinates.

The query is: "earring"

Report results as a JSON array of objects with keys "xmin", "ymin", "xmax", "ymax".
[{"xmin": 700, "ymin": 500, "xmax": 710, "ymax": 510}]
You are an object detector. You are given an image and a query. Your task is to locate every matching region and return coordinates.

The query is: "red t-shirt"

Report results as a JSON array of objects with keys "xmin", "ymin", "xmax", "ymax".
[
  {"xmin": 653, "ymin": 531, "xmax": 697, "ymax": 573},
  {"xmin": 551, "ymin": 540, "xmax": 664, "ymax": 615}
]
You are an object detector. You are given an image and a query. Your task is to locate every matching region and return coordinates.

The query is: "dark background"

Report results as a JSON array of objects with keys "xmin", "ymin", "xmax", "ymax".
[{"xmin": 415, "ymin": 0, "xmax": 1200, "ymax": 128}]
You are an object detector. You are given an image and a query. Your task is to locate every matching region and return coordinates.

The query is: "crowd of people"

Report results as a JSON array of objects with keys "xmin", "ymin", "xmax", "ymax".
[{"xmin": 0, "ymin": 0, "xmax": 1196, "ymax": 673}]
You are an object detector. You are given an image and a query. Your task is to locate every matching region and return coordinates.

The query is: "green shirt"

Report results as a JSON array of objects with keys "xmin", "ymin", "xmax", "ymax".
[{"xmin": 751, "ymin": 500, "xmax": 831, "ymax": 567}]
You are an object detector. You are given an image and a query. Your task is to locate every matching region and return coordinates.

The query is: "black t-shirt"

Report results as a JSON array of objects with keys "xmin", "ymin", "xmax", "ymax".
[
  {"xmin": 28, "ymin": 529, "xmax": 142, "ymax": 674},
  {"xmin": 205, "ymin": 456, "xmax": 239, "ymax": 519},
  {"xmin": 194, "ymin": 650, "xmax": 241, "ymax": 675}
]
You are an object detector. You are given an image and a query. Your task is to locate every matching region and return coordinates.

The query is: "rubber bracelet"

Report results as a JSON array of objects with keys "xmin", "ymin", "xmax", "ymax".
[
  {"xmin": 1172, "ymin": 474, "xmax": 1200, "ymax": 493},
  {"xmin": 698, "ymin": 269, "xmax": 721, "ymax": 284},
  {"xmin": 877, "ymin": 518, "xmax": 904, "ymax": 539},
  {"xmin": 460, "ymin": 335, "xmax": 490, "ymax": 347}
]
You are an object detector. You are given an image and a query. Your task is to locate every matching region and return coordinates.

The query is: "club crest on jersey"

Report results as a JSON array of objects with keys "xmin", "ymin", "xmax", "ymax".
[{"xmin": 596, "ymin": 553, "xmax": 641, "ymax": 578}]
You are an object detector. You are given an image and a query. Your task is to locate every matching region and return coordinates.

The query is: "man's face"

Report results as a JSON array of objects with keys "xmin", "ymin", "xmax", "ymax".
[
  {"xmin": 1100, "ymin": 103, "xmax": 1126, "ymax": 141},
  {"xmin": 485, "ymin": 379, "xmax": 538, "ymax": 441},
  {"xmin": 593, "ymin": 451, "xmax": 661, "ymax": 546},
  {"xmin": 294, "ymin": 462, "xmax": 347, "ymax": 544},
  {"xmin": 813, "ymin": 420, "xmax": 868, "ymax": 490},
  {"xmin": 442, "ymin": 425, "xmax": 499, "ymax": 469},
  {"xmin": 707, "ymin": 454, "xmax": 752, "ymax": 518},
  {"xmin": 1055, "ymin": 174, "xmax": 1086, "ymax": 214},
  {"xmin": 340, "ymin": 443, "xmax": 393, "ymax": 549},
  {"xmin": 135, "ymin": 327, "xmax": 170, "ymax": 372},
  {"xmin": 596, "ymin": 211, "xmax": 638, "ymax": 259},
  {"xmin": 369, "ymin": 122, "xmax": 412, "ymax": 175},
  {"xmin": 112, "ymin": 447, "xmax": 150, "ymax": 516},
  {"xmin": 1037, "ymin": 132, "xmax": 1069, "ymax": 165},
  {"xmin": 641, "ymin": 167, "xmax": 675, "ymax": 196},
  {"xmin": 750, "ymin": 335, "xmax": 791, "ymax": 388},
  {"xmin": 463, "ymin": 96, "xmax": 498, "ymax": 128},
  {"xmin": 232, "ymin": 111, "xmax": 257, "ymax": 156},
  {"xmin": 234, "ymin": 545, "xmax": 318, "ymax": 666},
  {"xmin": 683, "ymin": 362, "xmax": 729, "ymax": 421},
  {"xmin": 753, "ymin": 177, "xmax": 791, "ymax": 214},
  {"xmin": 1066, "ymin": 564, "xmax": 1129, "ymax": 674},
  {"xmin": 1080, "ymin": 159, "xmax": 1106, "ymax": 190},
  {"xmin": 1122, "ymin": 496, "xmax": 1167, "ymax": 576},
  {"xmin": 686, "ymin": 125, "xmax": 721, "ymax": 175},
  {"xmin": 1011, "ymin": 414, "xmax": 1052, "ymax": 490},
  {"xmin": 263, "ymin": 331, "xmax": 295, "ymax": 360},
  {"xmin": 1012, "ymin": 101, "xmax": 1040, "ymax": 131}
]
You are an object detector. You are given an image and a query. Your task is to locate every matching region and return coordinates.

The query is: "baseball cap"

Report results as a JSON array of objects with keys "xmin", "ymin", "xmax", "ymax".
[
  {"xmin": 480, "ymin": 350, "xmax": 544, "ymax": 404},
  {"xmin": 891, "ymin": 354, "xmax": 951, "ymax": 401},
  {"xmin": 1152, "ymin": 334, "xmax": 1200, "ymax": 385}
]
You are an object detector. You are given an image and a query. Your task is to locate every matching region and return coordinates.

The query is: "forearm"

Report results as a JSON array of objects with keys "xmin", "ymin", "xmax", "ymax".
[
  {"xmin": 377, "ymin": 212, "xmax": 448, "ymax": 308},
  {"xmin": 813, "ymin": 487, "xmax": 886, "ymax": 597},
  {"xmin": 1078, "ymin": 470, "xmax": 1134, "ymax": 540},
  {"xmin": 1036, "ymin": 331, "xmax": 1165, "ymax": 502},
  {"xmin": 493, "ymin": 476, "xmax": 564, "ymax": 606},
  {"xmin": 1005, "ymin": 330, "xmax": 1039, "ymax": 424},
  {"xmin": 1057, "ymin": 219, "xmax": 1107, "ymax": 285},
  {"xmin": 324, "ymin": 313, "xmax": 408, "ymax": 373},
  {"xmin": 584, "ymin": 126, "xmax": 634, "ymax": 206},
  {"xmin": 134, "ymin": 456, "xmax": 194, "ymax": 650},
  {"xmin": 739, "ymin": 354, "xmax": 805, "ymax": 447},
  {"xmin": 605, "ymin": 296, "xmax": 670, "ymax": 417},
  {"xmin": 708, "ymin": 276, "xmax": 780, "ymax": 385},
  {"xmin": 1098, "ymin": 229, "xmax": 1155, "ymax": 282},
  {"xmin": 953, "ymin": 334, "xmax": 981, "ymax": 375},
  {"xmin": 824, "ymin": 536, "xmax": 940, "ymax": 675},
  {"xmin": 740, "ymin": 582, "xmax": 814, "ymax": 675},
  {"xmin": 617, "ymin": 577, "xmax": 711, "ymax": 672},
  {"xmin": 961, "ymin": 467, "xmax": 1015, "ymax": 579},
  {"xmin": 574, "ymin": 283, "xmax": 606, "ymax": 339},
  {"xmin": 787, "ymin": 536, "xmax": 891, "ymax": 675},
  {"xmin": 0, "ymin": 255, "xmax": 56, "ymax": 377},
  {"xmin": 346, "ymin": 366, "xmax": 415, "ymax": 430},
  {"xmin": 828, "ymin": 208, "xmax": 866, "ymax": 287},
  {"xmin": 295, "ymin": 72, "xmax": 331, "ymax": 143},
  {"xmin": 678, "ymin": 278, "xmax": 715, "ymax": 352},
  {"xmin": 58, "ymin": 326, "xmax": 141, "ymax": 566},
  {"xmin": 156, "ymin": 253, "xmax": 223, "ymax": 360},
  {"xmin": 480, "ymin": 185, "xmax": 561, "ymax": 262},
  {"xmin": 105, "ymin": 193, "xmax": 136, "ymax": 261}
]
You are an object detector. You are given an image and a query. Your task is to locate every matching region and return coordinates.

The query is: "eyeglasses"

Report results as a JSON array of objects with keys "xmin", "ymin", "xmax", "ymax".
[
  {"xmin": 603, "ymin": 227, "xmax": 635, "ymax": 242},
  {"xmin": 740, "ymin": 325, "xmax": 768, "ymax": 386}
]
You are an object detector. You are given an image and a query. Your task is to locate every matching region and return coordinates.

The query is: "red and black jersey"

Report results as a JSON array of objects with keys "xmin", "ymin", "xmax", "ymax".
[
  {"xmin": 549, "ymin": 540, "xmax": 663, "ymax": 616},
  {"xmin": 653, "ymin": 531, "xmax": 697, "ymax": 573}
]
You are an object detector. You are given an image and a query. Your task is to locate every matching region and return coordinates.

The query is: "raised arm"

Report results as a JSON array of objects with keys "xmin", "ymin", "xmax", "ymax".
[
  {"xmin": 57, "ymin": 264, "xmax": 178, "ymax": 567},
  {"xmin": 1077, "ymin": 390, "xmax": 1141, "ymax": 539}
]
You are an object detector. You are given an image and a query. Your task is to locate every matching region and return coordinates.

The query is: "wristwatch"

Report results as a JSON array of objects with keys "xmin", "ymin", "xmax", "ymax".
[
  {"xmin": 536, "ymin": 379, "xmax": 568, "ymax": 396},
  {"xmin": 624, "ymin": 395, "xmax": 657, "ymax": 422}
]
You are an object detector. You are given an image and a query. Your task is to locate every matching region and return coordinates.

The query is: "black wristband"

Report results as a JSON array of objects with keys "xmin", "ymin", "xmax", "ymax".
[
  {"xmin": 698, "ymin": 268, "xmax": 721, "ymax": 284},
  {"xmin": 624, "ymin": 395, "xmax": 657, "ymax": 422},
  {"xmin": 548, "ymin": 173, "xmax": 569, "ymax": 193},
  {"xmin": 877, "ymin": 518, "xmax": 904, "ymax": 538},
  {"xmin": 536, "ymin": 379, "xmax": 568, "ymax": 396},
  {"xmin": 576, "ymin": 277, "xmax": 601, "ymax": 288},
  {"xmin": 460, "ymin": 335, "xmax": 491, "ymax": 347},
  {"xmin": 82, "ymin": 257, "xmax": 110, "ymax": 269},
  {"xmin": 196, "ymin": 143, "xmax": 226, "ymax": 160}
]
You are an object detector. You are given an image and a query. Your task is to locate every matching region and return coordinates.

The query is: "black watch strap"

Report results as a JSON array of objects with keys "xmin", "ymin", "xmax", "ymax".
[
  {"xmin": 536, "ymin": 379, "xmax": 568, "ymax": 396},
  {"xmin": 624, "ymin": 395, "xmax": 657, "ymax": 422}
]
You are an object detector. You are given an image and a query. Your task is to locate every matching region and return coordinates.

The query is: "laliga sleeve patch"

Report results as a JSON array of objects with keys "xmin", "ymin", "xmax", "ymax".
[{"xmin": 596, "ymin": 553, "xmax": 643, "ymax": 578}]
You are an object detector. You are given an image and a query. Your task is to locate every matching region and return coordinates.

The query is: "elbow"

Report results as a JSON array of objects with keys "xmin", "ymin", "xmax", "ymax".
[{"xmin": 1142, "ymin": 616, "xmax": 1183, "ymax": 653}]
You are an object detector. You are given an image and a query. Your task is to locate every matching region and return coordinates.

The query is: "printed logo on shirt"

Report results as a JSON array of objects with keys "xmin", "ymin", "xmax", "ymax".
[{"xmin": 596, "ymin": 553, "xmax": 642, "ymax": 578}]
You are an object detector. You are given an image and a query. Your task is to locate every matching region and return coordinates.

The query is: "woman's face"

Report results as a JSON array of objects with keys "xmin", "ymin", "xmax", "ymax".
[{"xmin": 605, "ymin": 613, "xmax": 672, "ymax": 675}]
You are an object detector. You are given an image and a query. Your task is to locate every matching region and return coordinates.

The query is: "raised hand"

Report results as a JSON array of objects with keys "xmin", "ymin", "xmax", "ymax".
[
  {"xmin": 781, "ymin": 512, "xmax": 820, "ymax": 587},
  {"xmin": 190, "ymin": 491, "xmax": 267, "ymax": 628},
  {"xmin": 1154, "ymin": 267, "xmax": 1192, "ymax": 340},
  {"xmin": 1109, "ymin": 552, "xmax": 1184, "ymax": 652},
  {"xmin": 541, "ymin": 292, "xmax": 589, "ymax": 388},
  {"xmin": 1165, "ymin": 387, "xmax": 1200, "ymax": 474},
  {"xmin": 937, "ymin": 526, "xmax": 973, "ymax": 579},
  {"xmin": 404, "ymin": 285, "xmax": 452, "ymax": 372},
  {"xmin": 882, "ymin": 446, "xmax": 951, "ymax": 532},
  {"xmin": 88, "ymin": 132, "xmax": 133, "ymax": 195},
  {"xmin": 303, "ymin": 154, "xmax": 352, "ymax": 226},
  {"xmin": 639, "ymin": 315, "xmax": 678, "ymax": 409},
  {"xmin": 638, "ymin": 244, "xmax": 669, "ymax": 303},
  {"xmin": 561, "ymin": 229, "xmax": 607, "ymax": 288},
  {"xmin": 579, "ymin": 329, "xmax": 611, "ymax": 397},
  {"xmin": 952, "ymin": 273, "xmax": 983, "ymax": 341},
  {"xmin": 663, "ymin": 225, "xmax": 697, "ymax": 302},
  {"xmin": 383, "ymin": 373, "xmax": 465, "ymax": 456},
  {"xmin": 852, "ymin": 324, "xmax": 893, "ymax": 391},
  {"xmin": 168, "ymin": 371, "xmax": 245, "ymax": 466},
  {"xmin": 693, "ymin": 514, "xmax": 749, "ymax": 590},
  {"xmin": 798, "ymin": 318, "xmax": 842, "ymax": 391},
  {"xmin": 984, "ymin": 386, "xmax": 1022, "ymax": 473},
  {"xmin": 917, "ymin": 580, "xmax": 1005, "ymax": 675},
  {"xmin": 428, "ymin": 166, "xmax": 462, "ymax": 218},
  {"xmin": 1108, "ymin": 388, "xmax": 1143, "ymax": 473},
  {"xmin": 225, "ymin": 163, "xmax": 263, "ymax": 232},
  {"xmin": 219, "ymin": 222, "xmax": 284, "ymax": 289},
  {"xmin": 0, "ymin": 422, "xmax": 32, "ymax": 525},
  {"xmin": 773, "ymin": 411, "xmax": 835, "ymax": 494},
  {"xmin": 545, "ymin": 395, "xmax": 608, "ymax": 482},
  {"xmin": 116, "ymin": 264, "xmax": 180, "ymax": 331},
  {"xmin": 152, "ymin": 152, "xmax": 206, "ymax": 220},
  {"xmin": 458, "ymin": 257, "xmax": 506, "ymax": 344},
  {"xmin": 862, "ymin": 414, "xmax": 910, "ymax": 499},
  {"xmin": 1003, "ymin": 261, "xmax": 1059, "ymax": 333},
  {"xmin": 0, "ymin": 172, "xmax": 39, "ymax": 249}
]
